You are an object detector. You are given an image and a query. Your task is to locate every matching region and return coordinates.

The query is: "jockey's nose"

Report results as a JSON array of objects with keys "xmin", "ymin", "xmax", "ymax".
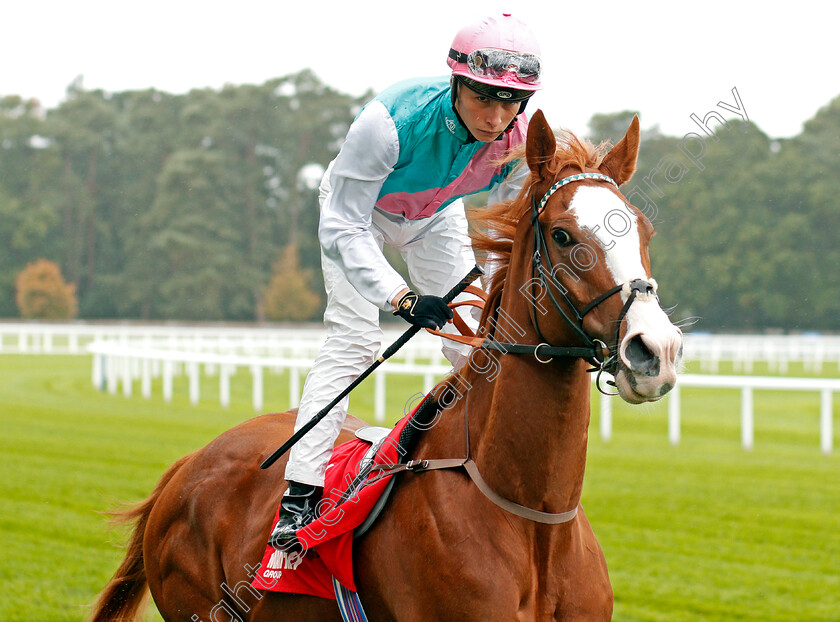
[{"xmin": 486, "ymin": 102, "xmax": 506, "ymax": 128}]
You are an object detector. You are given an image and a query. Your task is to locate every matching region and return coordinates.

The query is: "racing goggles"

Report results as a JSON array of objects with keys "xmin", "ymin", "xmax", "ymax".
[{"xmin": 449, "ymin": 48, "xmax": 541, "ymax": 84}]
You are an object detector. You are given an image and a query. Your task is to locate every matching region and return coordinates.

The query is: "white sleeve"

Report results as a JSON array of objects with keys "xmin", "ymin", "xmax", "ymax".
[
  {"xmin": 487, "ymin": 159, "xmax": 530, "ymax": 205},
  {"xmin": 318, "ymin": 101, "xmax": 408, "ymax": 311}
]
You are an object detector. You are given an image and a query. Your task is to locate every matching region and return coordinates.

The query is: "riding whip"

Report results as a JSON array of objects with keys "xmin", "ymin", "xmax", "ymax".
[{"xmin": 260, "ymin": 264, "xmax": 484, "ymax": 469}]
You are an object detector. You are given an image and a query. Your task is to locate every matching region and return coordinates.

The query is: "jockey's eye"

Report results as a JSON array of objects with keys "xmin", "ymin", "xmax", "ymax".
[{"xmin": 551, "ymin": 228, "xmax": 574, "ymax": 247}]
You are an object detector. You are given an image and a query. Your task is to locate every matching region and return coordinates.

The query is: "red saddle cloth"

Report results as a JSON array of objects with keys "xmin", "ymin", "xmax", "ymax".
[{"xmin": 251, "ymin": 412, "xmax": 415, "ymax": 599}]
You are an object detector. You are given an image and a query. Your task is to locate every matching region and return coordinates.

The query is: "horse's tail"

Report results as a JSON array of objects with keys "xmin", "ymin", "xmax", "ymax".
[{"xmin": 89, "ymin": 453, "xmax": 194, "ymax": 622}]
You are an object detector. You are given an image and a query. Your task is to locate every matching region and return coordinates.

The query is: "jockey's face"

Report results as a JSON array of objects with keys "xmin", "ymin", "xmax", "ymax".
[{"xmin": 455, "ymin": 85, "xmax": 520, "ymax": 142}]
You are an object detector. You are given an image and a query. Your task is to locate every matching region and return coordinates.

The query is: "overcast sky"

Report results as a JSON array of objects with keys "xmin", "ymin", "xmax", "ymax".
[{"xmin": 3, "ymin": 1, "xmax": 836, "ymax": 140}]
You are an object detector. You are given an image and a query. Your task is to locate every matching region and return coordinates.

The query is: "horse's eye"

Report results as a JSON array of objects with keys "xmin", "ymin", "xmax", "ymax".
[{"xmin": 552, "ymin": 229, "xmax": 574, "ymax": 247}]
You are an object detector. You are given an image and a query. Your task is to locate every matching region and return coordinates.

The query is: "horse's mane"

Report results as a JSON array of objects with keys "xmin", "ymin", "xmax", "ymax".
[{"xmin": 468, "ymin": 129, "xmax": 611, "ymax": 326}]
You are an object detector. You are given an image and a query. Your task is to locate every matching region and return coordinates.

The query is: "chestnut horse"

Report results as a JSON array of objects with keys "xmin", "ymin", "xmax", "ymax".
[{"xmin": 91, "ymin": 111, "xmax": 682, "ymax": 622}]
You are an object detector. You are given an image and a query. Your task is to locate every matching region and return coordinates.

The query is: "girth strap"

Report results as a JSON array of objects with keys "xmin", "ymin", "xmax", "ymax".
[{"xmin": 369, "ymin": 457, "xmax": 466, "ymax": 476}]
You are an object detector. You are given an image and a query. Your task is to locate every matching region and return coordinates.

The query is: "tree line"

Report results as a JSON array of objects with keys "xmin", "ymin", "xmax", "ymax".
[
  {"xmin": 1, "ymin": 72, "xmax": 837, "ymax": 331},
  {"xmin": 0, "ymin": 71, "xmax": 363, "ymax": 322},
  {"xmin": 592, "ymin": 95, "xmax": 840, "ymax": 332}
]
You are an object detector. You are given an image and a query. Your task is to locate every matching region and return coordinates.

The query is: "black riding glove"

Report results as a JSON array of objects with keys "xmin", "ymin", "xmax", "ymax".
[{"xmin": 393, "ymin": 290, "xmax": 453, "ymax": 330}]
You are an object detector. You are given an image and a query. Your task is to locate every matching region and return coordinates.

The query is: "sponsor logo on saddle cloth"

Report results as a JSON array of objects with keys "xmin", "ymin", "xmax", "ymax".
[{"xmin": 262, "ymin": 550, "xmax": 305, "ymax": 580}]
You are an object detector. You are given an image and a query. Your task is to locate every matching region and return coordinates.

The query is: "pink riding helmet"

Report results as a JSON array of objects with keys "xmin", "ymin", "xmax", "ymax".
[{"xmin": 447, "ymin": 14, "xmax": 542, "ymax": 93}]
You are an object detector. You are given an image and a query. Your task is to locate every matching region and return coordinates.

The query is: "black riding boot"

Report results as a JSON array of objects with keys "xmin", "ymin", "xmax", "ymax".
[{"xmin": 269, "ymin": 481, "xmax": 322, "ymax": 550}]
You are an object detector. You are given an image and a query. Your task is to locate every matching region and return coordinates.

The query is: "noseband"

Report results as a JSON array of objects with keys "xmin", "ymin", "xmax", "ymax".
[{"xmin": 481, "ymin": 172, "xmax": 659, "ymax": 392}]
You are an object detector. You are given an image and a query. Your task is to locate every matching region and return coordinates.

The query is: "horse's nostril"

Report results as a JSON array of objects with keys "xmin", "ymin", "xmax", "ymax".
[{"xmin": 624, "ymin": 335, "xmax": 660, "ymax": 377}]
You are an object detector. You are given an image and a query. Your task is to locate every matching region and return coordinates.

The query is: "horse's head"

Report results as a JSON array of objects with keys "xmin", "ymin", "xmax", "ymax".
[{"xmin": 516, "ymin": 110, "xmax": 683, "ymax": 403}]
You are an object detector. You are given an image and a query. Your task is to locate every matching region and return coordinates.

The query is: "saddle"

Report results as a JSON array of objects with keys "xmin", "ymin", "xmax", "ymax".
[
  {"xmin": 350, "ymin": 393, "xmax": 442, "ymax": 537},
  {"xmin": 251, "ymin": 394, "xmax": 443, "ymax": 600}
]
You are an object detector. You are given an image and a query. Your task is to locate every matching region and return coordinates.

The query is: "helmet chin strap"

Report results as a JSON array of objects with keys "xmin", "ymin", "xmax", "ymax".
[{"xmin": 449, "ymin": 80, "xmax": 477, "ymax": 143}]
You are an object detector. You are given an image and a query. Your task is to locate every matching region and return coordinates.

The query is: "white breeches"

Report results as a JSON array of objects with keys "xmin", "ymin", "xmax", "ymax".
[{"xmin": 284, "ymin": 202, "xmax": 479, "ymax": 487}]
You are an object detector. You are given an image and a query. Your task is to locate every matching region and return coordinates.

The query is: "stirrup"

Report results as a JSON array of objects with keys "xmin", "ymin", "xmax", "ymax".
[{"xmin": 269, "ymin": 482, "xmax": 322, "ymax": 550}]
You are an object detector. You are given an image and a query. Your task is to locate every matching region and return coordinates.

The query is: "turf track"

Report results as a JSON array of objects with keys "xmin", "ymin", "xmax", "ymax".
[{"xmin": 0, "ymin": 354, "xmax": 837, "ymax": 621}]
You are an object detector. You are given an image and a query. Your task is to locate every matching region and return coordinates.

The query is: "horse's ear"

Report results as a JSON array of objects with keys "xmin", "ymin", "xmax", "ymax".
[
  {"xmin": 599, "ymin": 115, "xmax": 640, "ymax": 186},
  {"xmin": 526, "ymin": 109, "xmax": 556, "ymax": 184}
]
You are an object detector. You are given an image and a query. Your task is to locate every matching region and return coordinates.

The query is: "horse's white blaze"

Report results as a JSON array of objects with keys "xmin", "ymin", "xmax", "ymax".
[
  {"xmin": 569, "ymin": 185, "xmax": 682, "ymax": 402},
  {"xmin": 568, "ymin": 186, "xmax": 646, "ymax": 291}
]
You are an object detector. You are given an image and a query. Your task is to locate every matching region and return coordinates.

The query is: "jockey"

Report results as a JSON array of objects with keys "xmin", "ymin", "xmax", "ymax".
[{"xmin": 271, "ymin": 13, "xmax": 542, "ymax": 549}]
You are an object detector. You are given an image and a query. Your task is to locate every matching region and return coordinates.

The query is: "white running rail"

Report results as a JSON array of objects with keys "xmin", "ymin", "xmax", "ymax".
[
  {"xmin": 597, "ymin": 374, "xmax": 837, "ymax": 454},
  {"xmin": 3, "ymin": 323, "xmax": 840, "ymax": 372},
  {"xmin": 85, "ymin": 338, "xmax": 836, "ymax": 455},
  {"xmin": 1, "ymin": 322, "xmax": 835, "ymax": 453}
]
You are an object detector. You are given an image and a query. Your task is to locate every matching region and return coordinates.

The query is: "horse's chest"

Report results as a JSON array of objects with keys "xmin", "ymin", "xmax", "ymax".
[
  {"xmin": 358, "ymin": 476, "xmax": 611, "ymax": 620},
  {"xmin": 415, "ymin": 535, "xmax": 573, "ymax": 617}
]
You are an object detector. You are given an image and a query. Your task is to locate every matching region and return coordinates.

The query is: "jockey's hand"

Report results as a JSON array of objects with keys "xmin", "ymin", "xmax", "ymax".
[{"xmin": 393, "ymin": 290, "xmax": 453, "ymax": 330}]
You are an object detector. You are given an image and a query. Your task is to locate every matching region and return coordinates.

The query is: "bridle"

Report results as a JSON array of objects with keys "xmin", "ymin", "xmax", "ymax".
[{"xmin": 480, "ymin": 172, "xmax": 660, "ymax": 393}]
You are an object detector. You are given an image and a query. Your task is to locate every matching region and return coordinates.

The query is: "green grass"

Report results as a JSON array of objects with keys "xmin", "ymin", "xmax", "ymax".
[{"xmin": 0, "ymin": 354, "xmax": 838, "ymax": 621}]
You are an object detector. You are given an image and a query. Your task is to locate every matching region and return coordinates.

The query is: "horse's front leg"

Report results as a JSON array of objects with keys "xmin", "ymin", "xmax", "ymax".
[{"xmin": 551, "ymin": 511, "xmax": 613, "ymax": 621}]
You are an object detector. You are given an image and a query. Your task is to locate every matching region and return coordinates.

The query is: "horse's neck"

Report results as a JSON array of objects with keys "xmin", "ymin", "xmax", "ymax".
[
  {"xmin": 423, "ymin": 240, "xmax": 594, "ymax": 514},
  {"xmin": 464, "ymin": 352, "xmax": 592, "ymax": 515},
  {"xmin": 454, "ymin": 248, "xmax": 595, "ymax": 513}
]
